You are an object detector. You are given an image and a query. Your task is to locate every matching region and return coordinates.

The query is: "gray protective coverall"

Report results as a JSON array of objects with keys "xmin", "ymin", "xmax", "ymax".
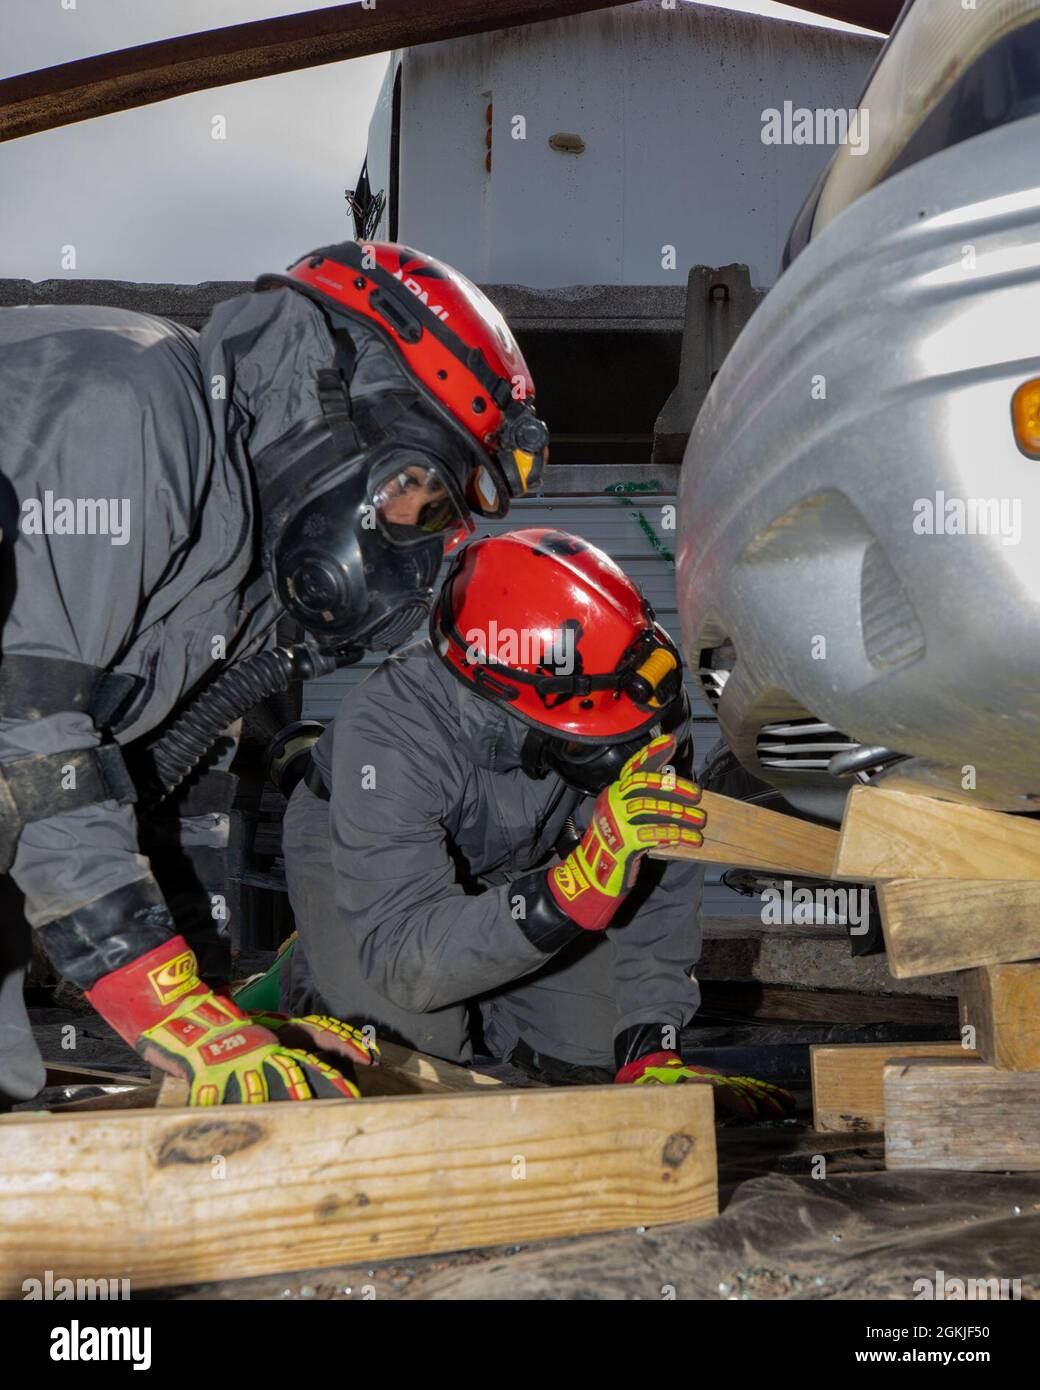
[
  {"xmin": 283, "ymin": 639, "xmax": 703, "ymax": 1071},
  {"xmin": 0, "ymin": 286, "xmax": 393, "ymax": 1103}
]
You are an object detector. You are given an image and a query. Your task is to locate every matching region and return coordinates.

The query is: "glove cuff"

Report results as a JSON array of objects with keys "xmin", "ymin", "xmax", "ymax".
[
  {"xmin": 510, "ymin": 869, "xmax": 586, "ymax": 952},
  {"xmin": 85, "ymin": 934, "xmax": 213, "ymax": 1046},
  {"xmin": 614, "ymin": 1021, "xmax": 680, "ymax": 1071},
  {"xmin": 545, "ymin": 850, "xmax": 618, "ymax": 931},
  {"xmin": 614, "ymin": 1050, "xmax": 681, "ymax": 1084},
  {"xmin": 37, "ymin": 876, "xmax": 177, "ymax": 990}
]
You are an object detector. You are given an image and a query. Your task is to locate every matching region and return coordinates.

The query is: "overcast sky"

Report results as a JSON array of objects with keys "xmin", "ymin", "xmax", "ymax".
[{"xmin": 0, "ymin": 0, "xmax": 876, "ymax": 284}]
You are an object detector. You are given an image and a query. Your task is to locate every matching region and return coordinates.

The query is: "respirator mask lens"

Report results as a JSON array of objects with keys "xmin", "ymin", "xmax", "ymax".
[{"xmin": 369, "ymin": 452, "xmax": 473, "ymax": 548}]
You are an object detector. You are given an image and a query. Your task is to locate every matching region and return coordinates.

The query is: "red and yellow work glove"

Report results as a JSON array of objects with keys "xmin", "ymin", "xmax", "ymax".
[
  {"xmin": 247, "ymin": 1011, "xmax": 379, "ymax": 1068},
  {"xmin": 547, "ymin": 735, "xmax": 706, "ymax": 931},
  {"xmin": 615, "ymin": 1051, "xmax": 795, "ymax": 1120},
  {"xmin": 86, "ymin": 935, "xmax": 375, "ymax": 1105}
]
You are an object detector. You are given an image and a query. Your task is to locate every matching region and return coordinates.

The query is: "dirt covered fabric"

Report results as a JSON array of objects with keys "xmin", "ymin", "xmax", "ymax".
[{"xmin": 400, "ymin": 1168, "xmax": 1040, "ymax": 1301}]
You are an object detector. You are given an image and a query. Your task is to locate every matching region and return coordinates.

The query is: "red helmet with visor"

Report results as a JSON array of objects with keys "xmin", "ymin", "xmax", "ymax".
[
  {"xmin": 431, "ymin": 529, "xmax": 689, "ymax": 793},
  {"xmin": 259, "ymin": 240, "xmax": 548, "ymax": 520}
]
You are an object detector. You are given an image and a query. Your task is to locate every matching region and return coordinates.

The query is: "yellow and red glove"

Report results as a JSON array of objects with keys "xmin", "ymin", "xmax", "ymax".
[
  {"xmin": 247, "ymin": 1011, "xmax": 379, "ymax": 1068},
  {"xmin": 547, "ymin": 735, "xmax": 706, "ymax": 931},
  {"xmin": 616, "ymin": 1051, "xmax": 795, "ymax": 1119},
  {"xmin": 86, "ymin": 935, "xmax": 374, "ymax": 1105}
]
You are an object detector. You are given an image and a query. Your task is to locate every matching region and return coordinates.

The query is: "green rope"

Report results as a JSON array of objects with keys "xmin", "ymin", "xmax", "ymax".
[{"xmin": 604, "ymin": 481, "xmax": 675, "ymax": 566}]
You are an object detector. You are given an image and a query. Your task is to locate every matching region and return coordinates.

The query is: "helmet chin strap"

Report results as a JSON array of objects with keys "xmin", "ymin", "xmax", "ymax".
[{"xmin": 520, "ymin": 727, "xmax": 552, "ymax": 782}]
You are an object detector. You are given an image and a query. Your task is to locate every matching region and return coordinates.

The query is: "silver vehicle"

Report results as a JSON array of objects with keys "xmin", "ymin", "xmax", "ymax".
[{"xmin": 678, "ymin": 0, "xmax": 1040, "ymax": 822}]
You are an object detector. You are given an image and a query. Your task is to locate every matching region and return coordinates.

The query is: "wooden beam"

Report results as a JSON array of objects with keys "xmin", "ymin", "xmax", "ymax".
[
  {"xmin": 354, "ymin": 1043, "xmax": 515, "ymax": 1096},
  {"xmin": 876, "ymin": 878, "xmax": 1040, "ymax": 978},
  {"xmin": 47, "ymin": 1045, "xmax": 504, "ymax": 1108},
  {"xmin": 959, "ymin": 964, "xmax": 1040, "ymax": 1072},
  {"xmin": 156, "ymin": 1076, "xmax": 191, "ymax": 1108},
  {"xmin": 653, "ymin": 789, "xmax": 839, "ymax": 878},
  {"xmin": 0, "ymin": 1084, "xmax": 716, "ymax": 1295},
  {"xmin": 50, "ymin": 1085, "xmax": 164, "ymax": 1114},
  {"xmin": 797, "ymin": 0, "xmax": 899, "ymax": 28},
  {"xmin": 0, "ymin": 0, "xmax": 632, "ymax": 143},
  {"xmin": 698, "ymin": 981, "xmax": 957, "ymax": 1027},
  {"xmin": 699, "ymin": 935, "xmax": 962, "ymax": 998},
  {"xmin": 44, "ymin": 1062, "xmax": 149, "ymax": 1089},
  {"xmin": 834, "ymin": 785, "xmax": 1040, "ymax": 883},
  {"xmin": 884, "ymin": 1057, "xmax": 1040, "ymax": 1171},
  {"xmin": 810, "ymin": 1041, "xmax": 973, "ymax": 1133},
  {"xmin": 371, "ymin": 1040, "xmax": 505, "ymax": 1093}
]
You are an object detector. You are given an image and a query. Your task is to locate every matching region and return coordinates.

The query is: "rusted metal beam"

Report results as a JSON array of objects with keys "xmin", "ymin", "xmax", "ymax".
[
  {"xmin": 0, "ymin": 0, "xmax": 899, "ymax": 144},
  {"xmin": 0, "ymin": 1, "xmax": 630, "ymax": 143},
  {"xmin": 798, "ymin": 0, "xmax": 902, "ymax": 30}
]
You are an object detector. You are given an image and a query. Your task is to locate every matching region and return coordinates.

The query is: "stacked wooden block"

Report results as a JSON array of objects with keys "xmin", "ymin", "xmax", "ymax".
[
  {"xmin": 660, "ymin": 781, "xmax": 1040, "ymax": 1169},
  {"xmin": 831, "ymin": 786, "xmax": 1040, "ymax": 1170}
]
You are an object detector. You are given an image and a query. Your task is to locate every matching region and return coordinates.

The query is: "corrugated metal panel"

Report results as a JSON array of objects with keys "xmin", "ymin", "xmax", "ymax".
[{"xmin": 303, "ymin": 495, "xmax": 759, "ymax": 919}]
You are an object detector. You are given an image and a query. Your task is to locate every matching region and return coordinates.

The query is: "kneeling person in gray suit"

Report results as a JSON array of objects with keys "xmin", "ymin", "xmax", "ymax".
[{"xmin": 281, "ymin": 528, "xmax": 793, "ymax": 1115}]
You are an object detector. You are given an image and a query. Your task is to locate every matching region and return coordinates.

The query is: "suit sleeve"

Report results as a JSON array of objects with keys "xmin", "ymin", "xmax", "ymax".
[
  {"xmin": 327, "ymin": 720, "xmax": 557, "ymax": 1014},
  {"xmin": 0, "ymin": 323, "xmax": 201, "ymax": 935}
]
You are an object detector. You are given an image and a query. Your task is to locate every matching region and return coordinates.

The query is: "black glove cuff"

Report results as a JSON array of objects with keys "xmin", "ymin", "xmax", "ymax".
[
  {"xmin": 614, "ymin": 1021, "xmax": 682, "ymax": 1072},
  {"xmin": 510, "ymin": 869, "xmax": 585, "ymax": 954},
  {"xmin": 37, "ymin": 877, "xmax": 176, "ymax": 990}
]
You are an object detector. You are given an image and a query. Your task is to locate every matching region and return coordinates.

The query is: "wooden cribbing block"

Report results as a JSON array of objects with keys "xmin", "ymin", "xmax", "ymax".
[
  {"xmin": 44, "ymin": 1062, "xmax": 149, "ymax": 1089},
  {"xmin": 46, "ymin": 1045, "xmax": 504, "ymax": 1110},
  {"xmin": 0, "ymin": 1084, "xmax": 716, "ymax": 1294},
  {"xmin": 884, "ymin": 1057, "xmax": 1040, "ymax": 1171},
  {"xmin": 876, "ymin": 878, "xmax": 1040, "ymax": 977},
  {"xmin": 155, "ymin": 1076, "xmax": 191, "ymax": 1107},
  {"xmin": 51, "ymin": 1084, "xmax": 165, "ymax": 1114},
  {"xmin": 366, "ymin": 1040, "xmax": 506, "ymax": 1094},
  {"xmin": 959, "ymin": 964, "xmax": 1040, "ymax": 1071},
  {"xmin": 653, "ymin": 789, "xmax": 838, "ymax": 877},
  {"xmin": 834, "ymin": 785, "xmax": 1040, "ymax": 882},
  {"xmin": 810, "ymin": 1041, "xmax": 974, "ymax": 1133}
]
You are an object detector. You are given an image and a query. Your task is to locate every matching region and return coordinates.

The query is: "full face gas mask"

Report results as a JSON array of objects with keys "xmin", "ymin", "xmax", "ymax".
[{"xmin": 256, "ymin": 393, "xmax": 478, "ymax": 652}]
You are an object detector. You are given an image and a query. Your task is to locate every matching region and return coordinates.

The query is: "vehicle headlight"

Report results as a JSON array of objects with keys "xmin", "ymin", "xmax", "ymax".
[{"xmin": 810, "ymin": 0, "xmax": 1040, "ymax": 240}]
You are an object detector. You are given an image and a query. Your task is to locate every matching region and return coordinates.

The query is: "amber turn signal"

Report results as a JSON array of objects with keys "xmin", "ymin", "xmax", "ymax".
[{"xmin": 1012, "ymin": 378, "xmax": 1040, "ymax": 459}]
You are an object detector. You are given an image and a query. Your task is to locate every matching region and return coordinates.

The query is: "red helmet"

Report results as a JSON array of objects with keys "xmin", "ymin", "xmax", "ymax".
[
  {"xmin": 258, "ymin": 241, "xmax": 548, "ymax": 516},
  {"xmin": 431, "ymin": 528, "xmax": 684, "ymax": 744}
]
